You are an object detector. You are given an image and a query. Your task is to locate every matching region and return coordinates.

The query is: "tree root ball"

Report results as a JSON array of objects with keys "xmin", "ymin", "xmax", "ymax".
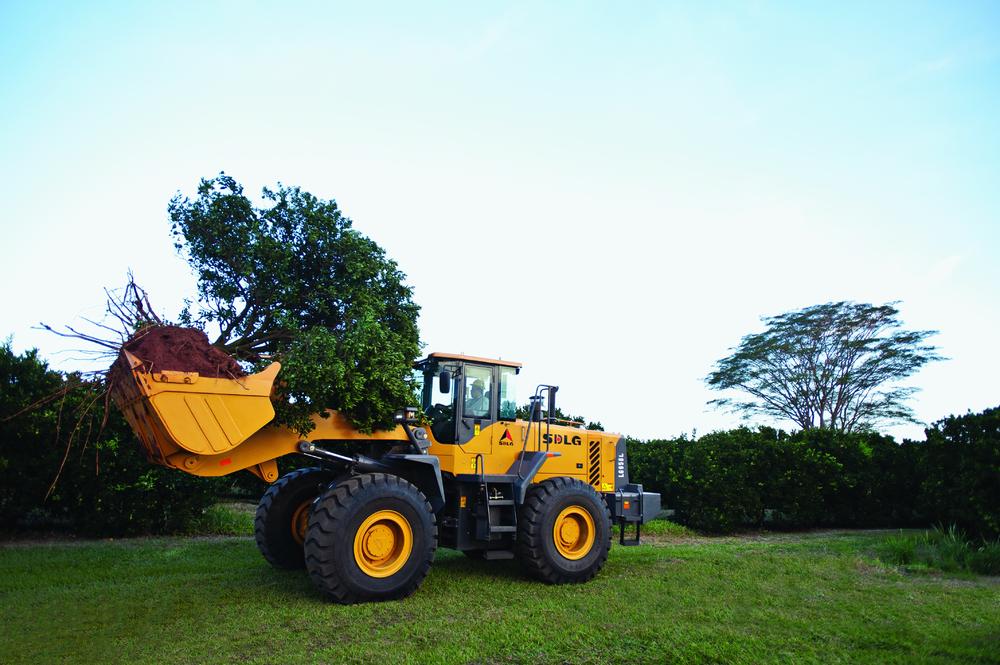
[{"xmin": 121, "ymin": 326, "xmax": 245, "ymax": 378}]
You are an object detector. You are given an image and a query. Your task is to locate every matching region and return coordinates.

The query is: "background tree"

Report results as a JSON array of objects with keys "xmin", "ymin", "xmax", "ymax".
[
  {"xmin": 169, "ymin": 173, "xmax": 421, "ymax": 434},
  {"xmin": 706, "ymin": 301, "xmax": 940, "ymax": 432}
]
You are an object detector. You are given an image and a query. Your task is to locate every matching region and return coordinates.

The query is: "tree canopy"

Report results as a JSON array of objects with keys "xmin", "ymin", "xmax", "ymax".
[
  {"xmin": 706, "ymin": 301, "xmax": 940, "ymax": 432},
  {"xmin": 168, "ymin": 173, "xmax": 421, "ymax": 434}
]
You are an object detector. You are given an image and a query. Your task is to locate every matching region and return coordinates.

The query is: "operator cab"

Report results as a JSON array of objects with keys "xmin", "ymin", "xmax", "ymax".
[{"xmin": 412, "ymin": 353, "xmax": 521, "ymax": 445}]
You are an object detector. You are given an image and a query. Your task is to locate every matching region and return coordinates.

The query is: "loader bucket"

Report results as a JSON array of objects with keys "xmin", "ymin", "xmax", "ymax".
[{"xmin": 109, "ymin": 349, "xmax": 281, "ymax": 466}]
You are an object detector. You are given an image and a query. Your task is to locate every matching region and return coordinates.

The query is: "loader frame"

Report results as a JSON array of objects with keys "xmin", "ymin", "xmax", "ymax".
[{"xmin": 110, "ymin": 348, "xmax": 660, "ymax": 600}]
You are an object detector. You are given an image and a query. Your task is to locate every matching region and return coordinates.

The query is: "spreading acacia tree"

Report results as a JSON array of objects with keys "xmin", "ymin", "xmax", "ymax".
[
  {"xmin": 168, "ymin": 173, "xmax": 421, "ymax": 434},
  {"xmin": 706, "ymin": 301, "xmax": 941, "ymax": 433}
]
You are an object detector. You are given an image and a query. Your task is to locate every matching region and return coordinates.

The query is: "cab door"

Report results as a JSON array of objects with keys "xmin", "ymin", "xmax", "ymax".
[{"xmin": 455, "ymin": 363, "xmax": 494, "ymax": 452}]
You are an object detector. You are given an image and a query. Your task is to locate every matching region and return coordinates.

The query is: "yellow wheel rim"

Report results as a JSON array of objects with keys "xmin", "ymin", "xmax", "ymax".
[
  {"xmin": 291, "ymin": 500, "xmax": 312, "ymax": 546},
  {"xmin": 553, "ymin": 506, "xmax": 595, "ymax": 560},
  {"xmin": 353, "ymin": 510, "xmax": 413, "ymax": 578}
]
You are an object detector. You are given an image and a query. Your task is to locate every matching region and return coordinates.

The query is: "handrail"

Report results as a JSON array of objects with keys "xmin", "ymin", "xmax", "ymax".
[{"xmin": 516, "ymin": 385, "xmax": 557, "ymax": 478}]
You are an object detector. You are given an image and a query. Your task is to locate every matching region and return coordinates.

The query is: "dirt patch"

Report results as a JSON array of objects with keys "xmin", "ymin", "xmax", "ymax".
[
  {"xmin": 120, "ymin": 325, "xmax": 245, "ymax": 378},
  {"xmin": 643, "ymin": 528, "xmax": 903, "ymax": 547},
  {"xmin": 0, "ymin": 534, "xmax": 252, "ymax": 548},
  {"xmin": 645, "ymin": 534, "xmax": 715, "ymax": 545},
  {"xmin": 854, "ymin": 558, "xmax": 898, "ymax": 576}
]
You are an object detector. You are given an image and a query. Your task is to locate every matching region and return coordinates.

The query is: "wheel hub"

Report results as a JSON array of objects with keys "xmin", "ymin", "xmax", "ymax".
[
  {"xmin": 362, "ymin": 524, "xmax": 394, "ymax": 560},
  {"xmin": 559, "ymin": 519, "xmax": 581, "ymax": 544},
  {"xmin": 553, "ymin": 506, "xmax": 595, "ymax": 560},
  {"xmin": 353, "ymin": 510, "xmax": 413, "ymax": 578},
  {"xmin": 290, "ymin": 500, "xmax": 312, "ymax": 546}
]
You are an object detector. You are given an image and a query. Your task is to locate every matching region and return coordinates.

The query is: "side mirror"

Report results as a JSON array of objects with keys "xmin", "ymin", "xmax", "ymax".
[
  {"xmin": 438, "ymin": 370, "xmax": 451, "ymax": 394},
  {"xmin": 547, "ymin": 386, "xmax": 559, "ymax": 420}
]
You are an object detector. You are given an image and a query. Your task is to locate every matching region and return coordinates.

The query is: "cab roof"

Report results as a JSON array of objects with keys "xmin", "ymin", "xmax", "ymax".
[{"xmin": 422, "ymin": 352, "xmax": 522, "ymax": 369}]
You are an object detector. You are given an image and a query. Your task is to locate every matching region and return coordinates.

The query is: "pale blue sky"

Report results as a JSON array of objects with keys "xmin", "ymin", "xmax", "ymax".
[{"xmin": 2, "ymin": 2, "xmax": 998, "ymax": 439}]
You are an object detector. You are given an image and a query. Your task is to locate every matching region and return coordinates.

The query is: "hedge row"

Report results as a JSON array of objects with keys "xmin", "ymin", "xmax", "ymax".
[
  {"xmin": 628, "ymin": 408, "xmax": 1000, "ymax": 538},
  {"xmin": 0, "ymin": 343, "xmax": 236, "ymax": 536},
  {"xmin": 4, "ymin": 341, "xmax": 997, "ymax": 539}
]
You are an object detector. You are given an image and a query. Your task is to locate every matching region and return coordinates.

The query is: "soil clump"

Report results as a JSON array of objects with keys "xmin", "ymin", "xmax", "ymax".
[{"xmin": 120, "ymin": 326, "xmax": 245, "ymax": 378}]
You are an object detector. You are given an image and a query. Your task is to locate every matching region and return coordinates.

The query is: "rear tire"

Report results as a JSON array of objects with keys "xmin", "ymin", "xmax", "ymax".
[
  {"xmin": 255, "ymin": 467, "xmax": 341, "ymax": 569},
  {"xmin": 516, "ymin": 477, "xmax": 612, "ymax": 584},
  {"xmin": 304, "ymin": 473, "xmax": 437, "ymax": 604}
]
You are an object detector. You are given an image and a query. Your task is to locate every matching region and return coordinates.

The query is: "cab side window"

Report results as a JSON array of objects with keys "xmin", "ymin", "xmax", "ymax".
[
  {"xmin": 499, "ymin": 367, "xmax": 517, "ymax": 420},
  {"xmin": 463, "ymin": 365, "xmax": 492, "ymax": 419}
]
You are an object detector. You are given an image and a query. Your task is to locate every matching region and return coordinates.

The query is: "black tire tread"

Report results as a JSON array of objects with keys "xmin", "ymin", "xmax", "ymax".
[
  {"xmin": 516, "ymin": 477, "xmax": 612, "ymax": 584},
  {"xmin": 304, "ymin": 473, "xmax": 437, "ymax": 604},
  {"xmin": 255, "ymin": 467, "xmax": 337, "ymax": 569}
]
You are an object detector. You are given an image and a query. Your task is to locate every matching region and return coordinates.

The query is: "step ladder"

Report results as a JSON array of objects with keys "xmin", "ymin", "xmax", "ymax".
[{"xmin": 473, "ymin": 454, "xmax": 518, "ymax": 544}]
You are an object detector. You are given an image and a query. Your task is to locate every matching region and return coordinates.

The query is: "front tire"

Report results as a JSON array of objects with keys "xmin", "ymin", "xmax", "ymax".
[
  {"xmin": 304, "ymin": 473, "xmax": 437, "ymax": 604},
  {"xmin": 255, "ymin": 467, "xmax": 341, "ymax": 569},
  {"xmin": 516, "ymin": 477, "xmax": 612, "ymax": 584}
]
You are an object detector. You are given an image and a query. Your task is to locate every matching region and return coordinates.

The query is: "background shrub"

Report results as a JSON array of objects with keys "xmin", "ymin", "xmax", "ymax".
[
  {"xmin": 919, "ymin": 406, "xmax": 1000, "ymax": 539},
  {"xmin": 1, "ymin": 342, "xmax": 223, "ymax": 536},
  {"xmin": 629, "ymin": 407, "xmax": 999, "ymax": 537}
]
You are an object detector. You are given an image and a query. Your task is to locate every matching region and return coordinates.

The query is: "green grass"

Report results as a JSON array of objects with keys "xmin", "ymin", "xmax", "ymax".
[
  {"xmin": 877, "ymin": 525, "xmax": 1000, "ymax": 576},
  {"xmin": 635, "ymin": 518, "xmax": 694, "ymax": 537},
  {"xmin": 1, "ymin": 530, "xmax": 997, "ymax": 665},
  {"xmin": 186, "ymin": 502, "xmax": 257, "ymax": 536}
]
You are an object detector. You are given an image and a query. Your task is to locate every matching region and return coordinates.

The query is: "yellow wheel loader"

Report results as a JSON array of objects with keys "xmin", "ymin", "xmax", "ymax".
[{"xmin": 110, "ymin": 350, "xmax": 660, "ymax": 603}]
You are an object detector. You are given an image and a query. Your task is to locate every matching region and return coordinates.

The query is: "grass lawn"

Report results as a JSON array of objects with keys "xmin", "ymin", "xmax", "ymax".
[{"xmin": 1, "ymin": 526, "xmax": 997, "ymax": 664}]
